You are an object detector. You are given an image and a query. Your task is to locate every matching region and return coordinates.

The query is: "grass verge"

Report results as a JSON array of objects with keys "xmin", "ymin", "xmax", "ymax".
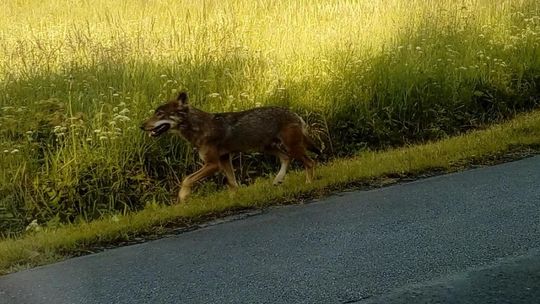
[{"xmin": 1, "ymin": 109, "xmax": 540, "ymax": 275}]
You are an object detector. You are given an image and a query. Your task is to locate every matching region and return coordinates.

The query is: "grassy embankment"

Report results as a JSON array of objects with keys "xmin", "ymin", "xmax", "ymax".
[
  {"xmin": 1, "ymin": 109, "xmax": 540, "ymax": 275},
  {"xmin": 0, "ymin": 0, "xmax": 539, "ymax": 272}
]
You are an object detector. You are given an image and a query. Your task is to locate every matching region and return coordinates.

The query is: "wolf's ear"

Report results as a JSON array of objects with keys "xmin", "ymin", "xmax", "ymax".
[{"xmin": 176, "ymin": 91, "xmax": 189, "ymax": 105}]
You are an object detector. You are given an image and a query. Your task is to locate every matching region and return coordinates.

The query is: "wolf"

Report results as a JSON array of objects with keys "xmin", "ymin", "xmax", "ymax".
[{"xmin": 141, "ymin": 91, "xmax": 317, "ymax": 202}]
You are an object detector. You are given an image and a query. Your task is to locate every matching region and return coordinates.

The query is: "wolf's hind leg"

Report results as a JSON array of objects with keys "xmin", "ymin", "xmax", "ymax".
[{"xmin": 279, "ymin": 125, "xmax": 315, "ymax": 184}]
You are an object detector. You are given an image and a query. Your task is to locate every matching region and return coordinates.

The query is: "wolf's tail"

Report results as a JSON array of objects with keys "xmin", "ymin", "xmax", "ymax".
[
  {"xmin": 299, "ymin": 117, "xmax": 322, "ymax": 155},
  {"xmin": 304, "ymin": 134, "xmax": 321, "ymax": 155}
]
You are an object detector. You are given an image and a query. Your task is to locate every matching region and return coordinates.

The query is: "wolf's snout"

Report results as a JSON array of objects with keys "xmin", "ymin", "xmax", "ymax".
[{"xmin": 140, "ymin": 120, "xmax": 153, "ymax": 131}]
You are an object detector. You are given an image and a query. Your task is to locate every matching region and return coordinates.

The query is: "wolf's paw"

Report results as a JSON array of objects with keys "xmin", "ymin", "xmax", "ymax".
[{"xmin": 272, "ymin": 180, "xmax": 284, "ymax": 186}]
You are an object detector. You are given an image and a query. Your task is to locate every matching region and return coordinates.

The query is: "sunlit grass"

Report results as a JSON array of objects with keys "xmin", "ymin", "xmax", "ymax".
[{"xmin": 0, "ymin": 0, "xmax": 539, "ymax": 236}]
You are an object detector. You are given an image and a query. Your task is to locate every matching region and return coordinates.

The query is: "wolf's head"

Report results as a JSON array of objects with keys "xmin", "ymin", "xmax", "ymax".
[{"xmin": 140, "ymin": 91, "xmax": 189, "ymax": 137}]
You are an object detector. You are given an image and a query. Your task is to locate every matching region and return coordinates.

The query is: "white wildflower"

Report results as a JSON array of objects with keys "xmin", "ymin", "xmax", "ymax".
[
  {"xmin": 25, "ymin": 219, "xmax": 42, "ymax": 232},
  {"xmin": 114, "ymin": 114, "xmax": 131, "ymax": 122}
]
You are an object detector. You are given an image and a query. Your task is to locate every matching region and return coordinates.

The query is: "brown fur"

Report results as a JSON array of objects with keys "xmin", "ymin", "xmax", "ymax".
[{"xmin": 141, "ymin": 92, "xmax": 316, "ymax": 202}]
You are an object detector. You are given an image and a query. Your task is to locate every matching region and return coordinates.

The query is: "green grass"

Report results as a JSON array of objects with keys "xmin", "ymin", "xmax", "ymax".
[
  {"xmin": 1, "ymin": 109, "xmax": 540, "ymax": 275},
  {"xmin": 1, "ymin": 1, "xmax": 539, "ymax": 236}
]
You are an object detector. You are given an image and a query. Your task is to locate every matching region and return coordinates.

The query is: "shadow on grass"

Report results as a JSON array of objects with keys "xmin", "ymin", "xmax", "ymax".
[{"xmin": 1, "ymin": 11, "xmax": 539, "ymax": 237}]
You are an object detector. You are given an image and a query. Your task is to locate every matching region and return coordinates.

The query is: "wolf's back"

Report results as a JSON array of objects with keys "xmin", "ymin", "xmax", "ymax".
[{"xmin": 216, "ymin": 107, "xmax": 303, "ymax": 152}]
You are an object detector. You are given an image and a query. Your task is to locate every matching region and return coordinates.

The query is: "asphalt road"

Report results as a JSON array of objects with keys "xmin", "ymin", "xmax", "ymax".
[{"xmin": 1, "ymin": 156, "xmax": 540, "ymax": 304}]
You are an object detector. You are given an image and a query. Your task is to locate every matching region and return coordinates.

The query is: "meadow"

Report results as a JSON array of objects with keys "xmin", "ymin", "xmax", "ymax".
[{"xmin": 1, "ymin": 0, "xmax": 539, "ymax": 237}]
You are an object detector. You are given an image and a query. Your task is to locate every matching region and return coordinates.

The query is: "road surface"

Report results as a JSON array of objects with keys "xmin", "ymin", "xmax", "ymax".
[{"xmin": 1, "ymin": 156, "xmax": 540, "ymax": 303}]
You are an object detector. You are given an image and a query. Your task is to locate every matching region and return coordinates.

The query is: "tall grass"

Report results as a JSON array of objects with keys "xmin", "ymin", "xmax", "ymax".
[{"xmin": 1, "ymin": 0, "xmax": 539, "ymax": 237}]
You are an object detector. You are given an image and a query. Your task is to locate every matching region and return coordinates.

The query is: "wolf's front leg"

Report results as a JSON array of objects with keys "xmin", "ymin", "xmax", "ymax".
[
  {"xmin": 219, "ymin": 154, "xmax": 239, "ymax": 190},
  {"xmin": 178, "ymin": 185, "xmax": 192, "ymax": 202},
  {"xmin": 178, "ymin": 163, "xmax": 219, "ymax": 202}
]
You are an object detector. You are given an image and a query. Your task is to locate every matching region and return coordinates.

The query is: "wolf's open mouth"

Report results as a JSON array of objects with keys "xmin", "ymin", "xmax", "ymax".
[{"xmin": 150, "ymin": 123, "xmax": 171, "ymax": 137}]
